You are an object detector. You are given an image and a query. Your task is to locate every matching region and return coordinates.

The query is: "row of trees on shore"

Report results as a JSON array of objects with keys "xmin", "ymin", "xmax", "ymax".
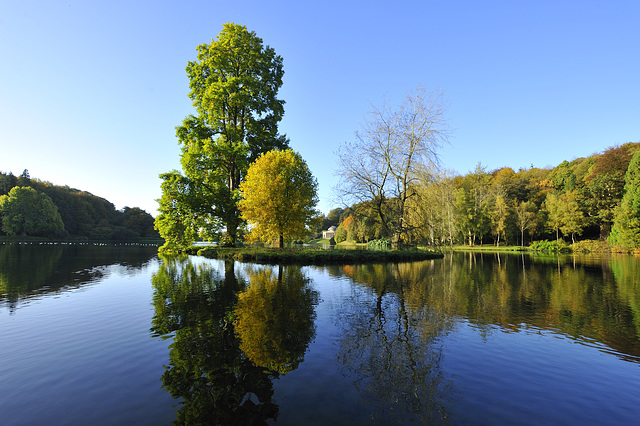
[
  {"xmin": 325, "ymin": 141, "xmax": 640, "ymax": 251},
  {"xmin": 0, "ymin": 170, "xmax": 158, "ymax": 240}
]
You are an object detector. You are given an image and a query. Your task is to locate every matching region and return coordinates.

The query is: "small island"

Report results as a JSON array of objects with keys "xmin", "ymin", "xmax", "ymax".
[{"xmin": 188, "ymin": 245, "xmax": 444, "ymax": 265}]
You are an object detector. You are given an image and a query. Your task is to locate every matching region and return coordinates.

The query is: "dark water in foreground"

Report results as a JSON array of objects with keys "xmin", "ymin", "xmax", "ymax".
[{"xmin": 1, "ymin": 244, "xmax": 640, "ymax": 425}]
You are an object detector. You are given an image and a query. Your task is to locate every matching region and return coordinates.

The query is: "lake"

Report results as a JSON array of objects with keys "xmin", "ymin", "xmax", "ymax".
[{"xmin": 1, "ymin": 244, "xmax": 639, "ymax": 425}]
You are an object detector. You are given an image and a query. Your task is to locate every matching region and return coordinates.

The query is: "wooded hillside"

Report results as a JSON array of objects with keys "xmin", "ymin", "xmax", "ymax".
[{"xmin": 0, "ymin": 170, "xmax": 159, "ymax": 241}]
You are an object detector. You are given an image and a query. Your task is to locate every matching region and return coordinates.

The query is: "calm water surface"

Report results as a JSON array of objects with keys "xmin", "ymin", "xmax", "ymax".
[{"xmin": 1, "ymin": 244, "xmax": 639, "ymax": 425}]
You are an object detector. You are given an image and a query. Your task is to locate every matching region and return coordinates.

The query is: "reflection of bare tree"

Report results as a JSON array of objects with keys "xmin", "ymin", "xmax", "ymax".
[
  {"xmin": 332, "ymin": 262, "xmax": 455, "ymax": 424},
  {"xmin": 331, "ymin": 252, "xmax": 640, "ymax": 421},
  {"xmin": 234, "ymin": 265, "xmax": 318, "ymax": 375}
]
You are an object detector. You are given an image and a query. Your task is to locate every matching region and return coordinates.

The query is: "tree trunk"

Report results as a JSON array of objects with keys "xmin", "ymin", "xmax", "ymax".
[
  {"xmin": 599, "ymin": 222, "xmax": 611, "ymax": 241},
  {"xmin": 391, "ymin": 232, "xmax": 401, "ymax": 250}
]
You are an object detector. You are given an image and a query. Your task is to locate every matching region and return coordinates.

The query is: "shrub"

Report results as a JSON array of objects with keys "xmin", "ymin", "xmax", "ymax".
[
  {"xmin": 571, "ymin": 239, "xmax": 612, "ymax": 254},
  {"xmin": 529, "ymin": 240, "xmax": 571, "ymax": 253},
  {"xmin": 368, "ymin": 238, "xmax": 390, "ymax": 251}
]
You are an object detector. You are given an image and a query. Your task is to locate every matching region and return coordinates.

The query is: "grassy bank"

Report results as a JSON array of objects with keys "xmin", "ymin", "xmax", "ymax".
[
  {"xmin": 449, "ymin": 239, "xmax": 630, "ymax": 254},
  {"xmin": 190, "ymin": 246, "xmax": 443, "ymax": 265},
  {"xmin": 450, "ymin": 244, "xmax": 526, "ymax": 252}
]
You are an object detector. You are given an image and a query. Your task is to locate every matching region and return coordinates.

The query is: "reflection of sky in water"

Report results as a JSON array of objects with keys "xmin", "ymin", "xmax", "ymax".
[
  {"xmin": 443, "ymin": 321, "xmax": 640, "ymax": 424},
  {"xmin": 0, "ymin": 255, "xmax": 175, "ymax": 425}
]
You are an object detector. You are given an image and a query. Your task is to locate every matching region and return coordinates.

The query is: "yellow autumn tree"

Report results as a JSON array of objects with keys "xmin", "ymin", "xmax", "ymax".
[{"xmin": 238, "ymin": 149, "xmax": 318, "ymax": 248}]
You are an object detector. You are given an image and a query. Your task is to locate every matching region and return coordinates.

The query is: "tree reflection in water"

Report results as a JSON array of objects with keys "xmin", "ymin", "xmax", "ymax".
[
  {"xmin": 235, "ymin": 265, "xmax": 318, "ymax": 375},
  {"xmin": 151, "ymin": 257, "xmax": 317, "ymax": 425},
  {"xmin": 328, "ymin": 262, "xmax": 456, "ymax": 424}
]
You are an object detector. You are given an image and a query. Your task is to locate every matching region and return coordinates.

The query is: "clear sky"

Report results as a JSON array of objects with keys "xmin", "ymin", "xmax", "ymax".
[{"xmin": 1, "ymin": 0, "xmax": 638, "ymax": 216}]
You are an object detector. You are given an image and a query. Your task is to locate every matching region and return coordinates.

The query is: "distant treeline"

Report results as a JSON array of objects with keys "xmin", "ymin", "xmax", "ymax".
[
  {"xmin": 0, "ymin": 170, "xmax": 159, "ymax": 241},
  {"xmin": 322, "ymin": 141, "xmax": 640, "ymax": 250}
]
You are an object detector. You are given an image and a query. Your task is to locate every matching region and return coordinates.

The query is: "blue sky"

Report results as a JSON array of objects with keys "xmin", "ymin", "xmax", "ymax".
[{"xmin": 1, "ymin": 0, "xmax": 638, "ymax": 216}]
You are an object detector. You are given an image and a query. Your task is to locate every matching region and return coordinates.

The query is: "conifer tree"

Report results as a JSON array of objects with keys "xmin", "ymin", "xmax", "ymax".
[{"xmin": 609, "ymin": 150, "xmax": 640, "ymax": 250}]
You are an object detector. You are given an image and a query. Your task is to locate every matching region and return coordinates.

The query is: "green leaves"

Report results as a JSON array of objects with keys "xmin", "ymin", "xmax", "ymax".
[
  {"xmin": 185, "ymin": 23, "xmax": 284, "ymax": 144},
  {"xmin": 610, "ymin": 150, "xmax": 640, "ymax": 251},
  {"xmin": 0, "ymin": 186, "xmax": 65, "ymax": 237},
  {"xmin": 157, "ymin": 23, "xmax": 289, "ymax": 247}
]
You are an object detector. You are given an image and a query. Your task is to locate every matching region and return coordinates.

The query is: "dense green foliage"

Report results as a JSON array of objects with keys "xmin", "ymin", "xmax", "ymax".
[
  {"xmin": 156, "ymin": 23, "xmax": 289, "ymax": 251},
  {"xmin": 528, "ymin": 240, "xmax": 571, "ymax": 253},
  {"xmin": 0, "ymin": 170, "xmax": 158, "ymax": 241},
  {"xmin": 0, "ymin": 186, "xmax": 64, "ymax": 237},
  {"xmin": 609, "ymin": 150, "xmax": 640, "ymax": 251},
  {"xmin": 332, "ymin": 142, "xmax": 640, "ymax": 251}
]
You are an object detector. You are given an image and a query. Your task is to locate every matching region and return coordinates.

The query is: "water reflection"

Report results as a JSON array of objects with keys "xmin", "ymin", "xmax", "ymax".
[
  {"xmin": 151, "ymin": 257, "xmax": 318, "ymax": 425},
  {"xmin": 327, "ymin": 262, "xmax": 455, "ymax": 424},
  {"xmin": 0, "ymin": 243, "xmax": 158, "ymax": 312},
  {"xmin": 320, "ymin": 253, "xmax": 640, "ymax": 422},
  {"xmin": 150, "ymin": 252, "xmax": 640, "ymax": 424},
  {"xmin": 331, "ymin": 252, "xmax": 640, "ymax": 363},
  {"xmin": 235, "ymin": 265, "xmax": 318, "ymax": 375}
]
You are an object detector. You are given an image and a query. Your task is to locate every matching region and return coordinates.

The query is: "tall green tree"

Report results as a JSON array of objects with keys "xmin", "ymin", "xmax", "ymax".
[
  {"xmin": 0, "ymin": 186, "xmax": 65, "ymax": 237},
  {"xmin": 544, "ymin": 190, "xmax": 586, "ymax": 244},
  {"xmin": 584, "ymin": 144, "xmax": 637, "ymax": 239},
  {"xmin": 407, "ymin": 169, "xmax": 457, "ymax": 246},
  {"xmin": 334, "ymin": 222, "xmax": 347, "ymax": 243},
  {"xmin": 238, "ymin": 149, "xmax": 318, "ymax": 248},
  {"xmin": 454, "ymin": 165, "xmax": 492, "ymax": 246},
  {"xmin": 454, "ymin": 187, "xmax": 473, "ymax": 246},
  {"xmin": 610, "ymin": 150, "xmax": 640, "ymax": 251},
  {"xmin": 160, "ymin": 23, "xmax": 289, "ymax": 248}
]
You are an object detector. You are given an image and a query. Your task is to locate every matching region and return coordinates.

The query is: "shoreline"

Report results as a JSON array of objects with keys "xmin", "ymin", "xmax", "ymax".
[{"xmin": 189, "ymin": 246, "xmax": 444, "ymax": 265}]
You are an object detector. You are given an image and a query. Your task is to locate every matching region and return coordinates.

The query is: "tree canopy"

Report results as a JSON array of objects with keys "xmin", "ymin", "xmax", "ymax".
[
  {"xmin": 0, "ymin": 186, "xmax": 65, "ymax": 237},
  {"xmin": 609, "ymin": 150, "xmax": 640, "ymax": 250},
  {"xmin": 238, "ymin": 149, "xmax": 318, "ymax": 248},
  {"xmin": 157, "ymin": 23, "xmax": 289, "ymax": 249}
]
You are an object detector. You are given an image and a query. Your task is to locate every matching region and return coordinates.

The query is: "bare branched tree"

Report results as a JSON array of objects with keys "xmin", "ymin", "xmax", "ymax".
[{"xmin": 336, "ymin": 86, "xmax": 449, "ymax": 247}]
